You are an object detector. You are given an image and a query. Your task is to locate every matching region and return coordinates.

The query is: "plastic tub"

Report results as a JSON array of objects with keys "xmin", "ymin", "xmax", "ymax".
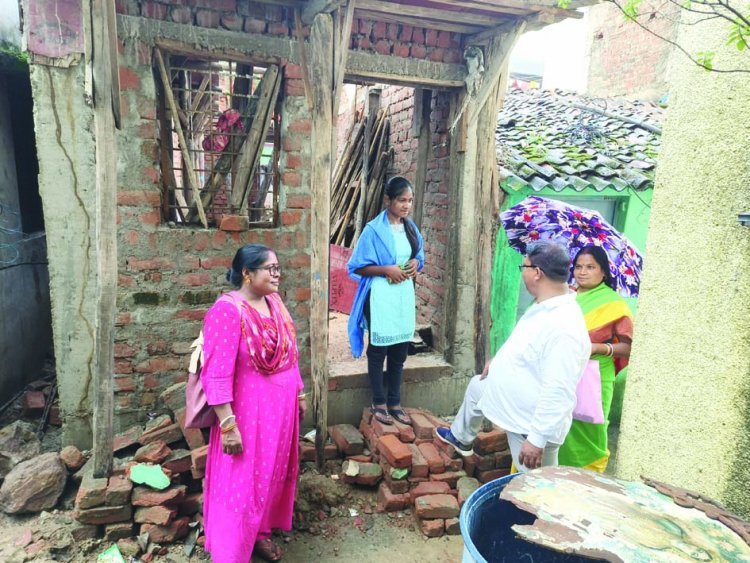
[{"xmin": 460, "ymin": 473, "xmax": 603, "ymax": 563}]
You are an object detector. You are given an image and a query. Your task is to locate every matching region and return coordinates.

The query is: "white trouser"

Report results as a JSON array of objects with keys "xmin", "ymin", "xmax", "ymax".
[{"xmin": 450, "ymin": 374, "xmax": 561, "ymax": 473}]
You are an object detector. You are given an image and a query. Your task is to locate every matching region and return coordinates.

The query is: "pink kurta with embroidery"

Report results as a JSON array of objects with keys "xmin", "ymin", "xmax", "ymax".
[{"xmin": 200, "ymin": 294, "xmax": 302, "ymax": 563}]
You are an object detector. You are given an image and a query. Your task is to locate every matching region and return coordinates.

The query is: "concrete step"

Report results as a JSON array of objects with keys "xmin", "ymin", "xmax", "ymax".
[{"xmin": 328, "ymin": 352, "xmax": 453, "ymax": 391}]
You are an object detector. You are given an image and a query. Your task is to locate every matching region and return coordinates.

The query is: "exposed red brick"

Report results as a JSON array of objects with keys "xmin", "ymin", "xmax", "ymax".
[
  {"xmin": 429, "ymin": 470, "xmax": 467, "ymax": 488},
  {"xmin": 141, "ymin": 1, "xmax": 168, "ymax": 19},
  {"xmin": 341, "ymin": 460, "xmax": 382, "ymax": 487},
  {"xmin": 21, "ymin": 391, "xmax": 45, "ymax": 417},
  {"xmin": 409, "ymin": 480, "xmax": 450, "ymax": 504},
  {"xmin": 194, "ymin": 0, "xmax": 235, "ymax": 9},
  {"xmin": 417, "ymin": 442, "xmax": 444, "ymax": 474},
  {"xmin": 443, "ymin": 49, "xmax": 462, "ymax": 64},
  {"xmin": 474, "ymin": 429, "xmax": 508, "ymax": 455},
  {"xmin": 399, "ymin": 25, "xmax": 413, "ymax": 42},
  {"xmin": 429, "ymin": 48, "xmax": 445, "ymax": 62},
  {"xmin": 113, "ymin": 425, "xmax": 142, "ymax": 452},
  {"xmin": 268, "ymin": 22, "xmax": 288, "ymax": 36},
  {"xmin": 170, "ymin": 6, "xmax": 192, "ymax": 24},
  {"xmin": 357, "ymin": 36, "xmax": 372, "ymax": 50},
  {"xmin": 378, "ymin": 435, "xmax": 412, "ymax": 469},
  {"xmin": 281, "ymin": 171, "xmax": 302, "ymax": 187},
  {"xmin": 445, "ymin": 517, "xmax": 461, "ymax": 535},
  {"xmin": 440, "ymin": 450, "xmax": 464, "ymax": 472},
  {"xmin": 75, "ymin": 505, "xmax": 132, "ymax": 525},
  {"xmin": 330, "ymin": 424, "xmax": 365, "ymax": 456},
  {"xmin": 436, "ymin": 30, "xmax": 452, "ymax": 49},
  {"xmin": 76, "ymin": 476, "xmax": 108, "ymax": 510},
  {"xmin": 406, "ymin": 444, "xmax": 429, "ymax": 478},
  {"xmin": 134, "ymin": 440, "xmax": 172, "ymax": 464},
  {"xmin": 128, "ymin": 257, "xmax": 175, "ymax": 271},
  {"xmin": 376, "ymin": 483, "xmax": 409, "ymax": 512},
  {"xmin": 495, "ymin": 450, "xmax": 513, "ymax": 470},
  {"xmin": 105, "ymin": 475, "xmax": 134, "ymax": 506},
  {"xmin": 131, "ymin": 485, "xmax": 187, "ymax": 507},
  {"xmin": 219, "ymin": 214, "xmax": 249, "ymax": 232},
  {"xmin": 410, "ymin": 44, "xmax": 427, "ymax": 59},
  {"xmin": 179, "ymin": 492, "xmax": 203, "ymax": 516},
  {"xmin": 140, "ymin": 516, "xmax": 190, "ymax": 543},
  {"xmin": 372, "ymin": 21, "xmax": 386, "ymax": 38},
  {"xmin": 139, "ymin": 423, "xmax": 183, "ymax": 446},
  {"xmin": 371, "ymin": 418, "xmax": 400, "ymax": 439},
  {"xmin": 457, "ymin": 476, "xmax": 480, "ymax": 506},
  {"xmin": 220, "ymin": 12, "xmax": 244, "ymax": 31},
  {"xmin": 281, "ymin": 210, "xmax": 303, "ymax": 226},
  {"xmin": 174, "ymin": 408, "xmax": 206, "ymax": 450},
  {"xmin": 359, "ymin": 19, "xmax": 372, "ymax": 35},
  {"xmin": 415, "ymin": 493, "xmax": 459, "ymax": 519},
  {"xmin": 299, "ymin": 442, "xmax": 315, "ymax": 462},
  {"xmin": 386, "ymin": 23, "xmax": 399, "ymax": 40},
  {"xmin": 425, "ymin": 29, "xmax": 438, "ymax": 46},
  {"xmin": 374, "ymin": 39, "xmax": 391, "ymax": 56},
  {"xmin": 477, "ymin": 468, "xmax": 511, "ymax": 484},
  {"xmin": 191, "ymin": 445, "xmax": 209, "ymax": 471},
  {"xmin": 417, "ymin": 516, "xmax": 445, "ymax": 537},
  {"xmin": 119, "ymin": 67, "xmax": 140, "ymax": 91},
  {"xmin": 196, "ymin": 9, "xmax": 221, "ymax": 28},
  {"xmin": 410, "ymin": 414, "xmax": 435, "ymax": 439},
  {"xmin": 392, "ymin": 42, "xmax": 410, "ymax": 58},
  {"xmin": 244, "ymin": 17, "xmax": 266, "ymax": 33},
  {"xmin": 135, "ymin": 505, "xmax": 176, "ymax": 526}
]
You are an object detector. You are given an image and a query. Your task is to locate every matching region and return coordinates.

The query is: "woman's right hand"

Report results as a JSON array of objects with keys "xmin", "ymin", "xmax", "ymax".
[
  {"xmin": 222, "ymin": 427, "xmax": 243, "ymax": 455},
  {"xmin": 384, "ymin": 265, "xmax": 409, "ymax": 284}
]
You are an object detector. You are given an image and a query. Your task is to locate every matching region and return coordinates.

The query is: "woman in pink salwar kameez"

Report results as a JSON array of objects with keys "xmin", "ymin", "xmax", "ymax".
[{"xmin": 200, "ymin": 244, "xmax": 306, "ymax": 562}]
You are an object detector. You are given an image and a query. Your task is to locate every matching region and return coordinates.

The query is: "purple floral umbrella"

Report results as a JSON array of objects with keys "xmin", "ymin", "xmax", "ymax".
[{"xmin": 500, "ymin": 195, "xmax": 643, "ymax": 297}]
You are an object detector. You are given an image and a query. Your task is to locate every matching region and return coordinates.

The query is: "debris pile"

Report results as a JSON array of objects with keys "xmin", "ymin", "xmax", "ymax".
[
  {"xmin": 302, "ymin": 408, "xmax": 512, "ymax": 538},
  {"xmin": 68, "ymin": 381, "xmax": 206, "ymax": 561}
]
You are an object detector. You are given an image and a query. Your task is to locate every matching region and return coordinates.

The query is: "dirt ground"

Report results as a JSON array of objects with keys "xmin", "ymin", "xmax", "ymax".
[
  {"xmin": 0, "ymin": 469, "xmax": 464, "ymax": 563},
  {"xmin": 327, "ymin": 312, "xmax": 356, "ymax": 364}
]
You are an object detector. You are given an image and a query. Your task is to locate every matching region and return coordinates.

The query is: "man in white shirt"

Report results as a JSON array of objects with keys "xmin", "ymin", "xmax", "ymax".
[{"xmin": 436, "ymin": 240, "xmax": 591, "ymax": 471}]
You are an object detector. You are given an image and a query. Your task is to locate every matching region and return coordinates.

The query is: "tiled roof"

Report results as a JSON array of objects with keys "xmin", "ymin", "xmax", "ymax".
[{"xmin": 496, "ymin": 89, "xmax": 665, "ymax": 193}]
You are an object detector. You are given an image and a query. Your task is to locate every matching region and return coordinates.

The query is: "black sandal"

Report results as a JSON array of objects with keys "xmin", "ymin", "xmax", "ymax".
[
  {"xmin": 388, "ymin": 408, "xmax": 411, "ymax": 425},
  {"xmin": 370, "ymin": 405, "xmax": 393, "ymax": 425}
]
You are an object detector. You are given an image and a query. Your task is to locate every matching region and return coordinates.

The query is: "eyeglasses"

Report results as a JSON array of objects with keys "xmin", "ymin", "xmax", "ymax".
[
  {"xmin": 257, "ymin": 265, "xmax": 282, "ymax": 275},
  {"xmin": 518, "ymin": 264, "xmax": 538, "ymax": 271}
]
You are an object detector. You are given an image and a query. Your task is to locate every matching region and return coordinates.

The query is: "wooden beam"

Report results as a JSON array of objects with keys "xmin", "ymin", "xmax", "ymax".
[
  {"xmin": 118, "ymin": 15, "xmax": 467, "ymax": 89},
  {"xmin": 90, "ymin": 0, "xmax": 118, "ymax": 479},
  {"xmin": 468, "ymin": 19, "xmax": 525, "ymax": 122},
  {"xmin": 308, "ymin": 12, "xmax": 335, "ymax": 471},
  {"xmin": 465, "ymin": 20, "xmax": 517, "ymax": 45},
  {"xmin": 355, "ymin": 0, "xmax": 510, "ymax": 26},
  {"xmin": 294, "ymin": 9, "xmax": 314, "ymax": 111},
  {"xmin": 346, "ymin": 49, "xmax": 465, "ymax": 88},
  {"xmin": 353, "ymin": 9, "xmax": 485, "ymax": 33},
  {"xmin": 331, "ymin": 0, "xmax": 355, "ymax": 121},
  {"xmin": 412, "ymin": 88, "xmax": 432, "ymax": 229},
  {"xmin": 302, "ymin": 0, "xmax": 345, "ymax": 24}
]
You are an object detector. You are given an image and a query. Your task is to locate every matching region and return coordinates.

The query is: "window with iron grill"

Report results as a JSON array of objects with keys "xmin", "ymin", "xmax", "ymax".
[{"xmin": 155, "ymin": 52, "xmax": 281, "ymax": 227}]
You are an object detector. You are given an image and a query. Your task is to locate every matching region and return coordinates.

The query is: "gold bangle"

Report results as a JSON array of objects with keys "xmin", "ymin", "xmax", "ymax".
[
  {"xmin": 298, "ymin": 392, "xmax": 308, "ymax": 400},
  {"xmin": 221, "ymin": 422, "xmax": 237, "ymax": 434}
]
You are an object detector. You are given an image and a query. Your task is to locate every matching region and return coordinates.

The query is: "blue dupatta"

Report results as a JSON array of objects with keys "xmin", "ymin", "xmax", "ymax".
[{"xmin": 346, "ymin": 210, "xmax": 424, "ymax": 357}]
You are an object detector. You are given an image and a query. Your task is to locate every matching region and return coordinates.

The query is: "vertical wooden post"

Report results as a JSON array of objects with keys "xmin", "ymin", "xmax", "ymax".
[
  {"xmin": 90, "ymin": 0, "xmax": 119, "ymax": 478},
  {"xmin": 412, "ymin": 88, "xmax": 432, "ymax": 229},
  {"xmin": 308, "ymin": 13, "xmax": 335, "ymax": 469},
  {"xmin": 446, "ymin": 23, "xmax": 524, "ymax": 374}
]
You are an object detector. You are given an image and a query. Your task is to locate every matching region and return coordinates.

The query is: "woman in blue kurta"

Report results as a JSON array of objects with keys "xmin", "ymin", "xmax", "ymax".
[{"xmin": 347, "ymin": 176, "xmax": 425, "ymax": 425}]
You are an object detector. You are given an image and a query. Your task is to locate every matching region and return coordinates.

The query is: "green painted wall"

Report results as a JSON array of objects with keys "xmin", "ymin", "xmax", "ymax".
[
  {"xmin": 489, "ymin": 185, "xmax": 652, "ymax": 353},
  {"xmin": 613, "ymin": 10, "xmax": 750, "ymax": 518}
]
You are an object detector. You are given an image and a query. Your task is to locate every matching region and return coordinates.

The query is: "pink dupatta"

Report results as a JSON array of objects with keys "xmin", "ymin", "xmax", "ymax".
[{"xmin": 231, "ymin": 291, "xmax": 298, "ymax": 375}]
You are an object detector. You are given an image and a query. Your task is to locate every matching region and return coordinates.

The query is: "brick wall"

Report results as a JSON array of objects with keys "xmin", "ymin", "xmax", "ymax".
[
  {"xmin": 587, "ymin": 0, "xmax": 679, "ymax": 101},
  {"xmin": 112, "ymin": 2, "xmax": 312, "ymax": 427},
  {"xmin": 378, "ymin": 86, "xmax": 452, "ymax": 347}
]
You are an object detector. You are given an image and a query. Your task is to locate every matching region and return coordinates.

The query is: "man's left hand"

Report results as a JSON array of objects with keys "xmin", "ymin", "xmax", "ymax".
[{"xmin": 518, "ymin": 440, "xmax": 543, "ymax": 469}]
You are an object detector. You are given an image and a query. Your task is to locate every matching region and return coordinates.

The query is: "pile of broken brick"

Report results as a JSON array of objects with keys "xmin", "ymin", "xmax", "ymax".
[
  {"xmin": 71, "ymin": 383, "xmax": 206, "ymax": 560},
  {"xmin": 302, "ymin": 407, "xmax": 511, "ymax": 538}
]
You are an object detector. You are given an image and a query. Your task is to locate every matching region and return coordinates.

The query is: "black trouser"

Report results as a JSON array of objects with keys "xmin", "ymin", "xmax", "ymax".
[{"xmin": 364, "ymin": 292, "xmax": 409, "ymax": 406}]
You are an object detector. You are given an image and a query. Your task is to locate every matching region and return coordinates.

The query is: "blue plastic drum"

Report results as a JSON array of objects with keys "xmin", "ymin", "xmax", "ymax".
[{"xmin": 459, "ymin": 474, "xmax": 604, "ymax": 563}]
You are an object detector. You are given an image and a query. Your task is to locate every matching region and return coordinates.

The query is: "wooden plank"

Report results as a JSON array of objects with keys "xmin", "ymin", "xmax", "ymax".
[
  {"xmin": 468, "ymin": 19, "xmax": 525, "ymax": 122},
  {"xmin": 412, "ymin": 88, "xmax": 431, "ymax": 229},
  {"xmin": 353, "ymin": 9, "xmax": 484, "ymax": 33},
  {"xmin": 331, "ymin": 0, "xmax": 355, "ymax": 121},
  {"xmin": 302, "ymin": 0, "xmax": 345, "ymax": 24},
  {"xmin": 154, "ymin": 47, "xmax": 208, "ymax": 228},
  {"xmin": 308, "ymin": 12, "xmax": 335, "ymax": 470},
  {"xmin": 355, "ymin": 0, "xmax": 510, "ymax": 25},
  {"xmin": 106, "ymin": 0, "xmax": 122, "ymax": 129},
  {"xmin": 465, "ymin": 20, "xmax": 517, "ymax": 45},
  {"xmin": 293, "ymin": 9, "xmax": 314, "ymax": 111},
  {"xmin": 346, "ymin": 49, "xmax": 465, "ymax": 87},
  {"xmin": 230, "ymin": 65, "xmax": 282, "ymax": 209},
  {"xmin": 90, "ymin": 0, "xmax": 118, "ymax": 478}
]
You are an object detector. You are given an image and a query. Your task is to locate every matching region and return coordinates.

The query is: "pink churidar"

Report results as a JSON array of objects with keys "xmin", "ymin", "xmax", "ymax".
[{"xmin": 200, "ymin": 292, "xmax": 302, "ymax": 563}]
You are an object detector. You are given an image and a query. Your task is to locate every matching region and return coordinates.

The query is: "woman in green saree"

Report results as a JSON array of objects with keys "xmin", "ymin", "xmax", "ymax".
[{"xmin": 558, "ymin": 246, "xmax": 633, "ymax": 472}]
